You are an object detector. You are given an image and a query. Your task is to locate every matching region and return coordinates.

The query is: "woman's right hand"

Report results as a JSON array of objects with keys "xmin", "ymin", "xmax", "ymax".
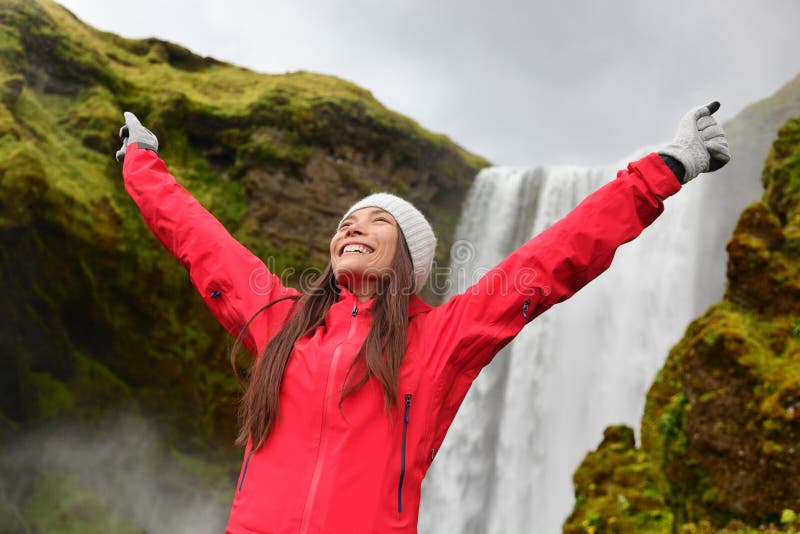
[{"xmin": 115, "ymin": 112, "xmax": 159, "ymax": 163}]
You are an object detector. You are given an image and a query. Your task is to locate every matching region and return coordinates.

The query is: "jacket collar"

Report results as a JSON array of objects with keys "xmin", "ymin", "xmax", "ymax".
[
  {"xmin": 335, "ymin": 285, "xmax": 375, "ymax": 312},
  {"xmin": 334, "ymin": 285, "xmax": 431, "ymax": 319}
]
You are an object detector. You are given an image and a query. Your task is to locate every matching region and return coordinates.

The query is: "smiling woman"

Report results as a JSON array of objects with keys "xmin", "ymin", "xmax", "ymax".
[
  {"xmin": 331, "ymin": 195, "xmax": 437, "ymax": 300},
  {"xmin": 115, "ymin": 103, "xmax": 729, "ymax": 533},
  {"xmin": 331, "ymin": 207, "xmax": 402, "ymax": 298}
]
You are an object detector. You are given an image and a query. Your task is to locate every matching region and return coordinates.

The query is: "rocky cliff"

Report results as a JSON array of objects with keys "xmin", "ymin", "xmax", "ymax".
[{"xmin": 0, "ymin": 0, "xmax": 486, "ymax": 528}]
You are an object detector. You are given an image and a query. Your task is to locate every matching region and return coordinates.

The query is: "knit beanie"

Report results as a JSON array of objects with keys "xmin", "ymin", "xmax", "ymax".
[{"xmin": 339, "ymin": 193, "xmax": 437, "ymax": 292}]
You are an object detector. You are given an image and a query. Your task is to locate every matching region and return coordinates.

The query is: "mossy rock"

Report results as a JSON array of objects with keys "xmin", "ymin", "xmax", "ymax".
[{"xmin": 565, "ymin": 424, "xmax": 673, "ymax": 533}]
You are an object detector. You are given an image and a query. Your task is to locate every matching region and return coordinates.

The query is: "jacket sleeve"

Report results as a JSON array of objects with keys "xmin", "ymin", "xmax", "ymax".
[
  {"xmin": 421, "ymin": 153, "xmax": 681, "ymax": 391},
  {"xmin": 122, "ymin": 143, "xmax": 299, "ymax": 356}
]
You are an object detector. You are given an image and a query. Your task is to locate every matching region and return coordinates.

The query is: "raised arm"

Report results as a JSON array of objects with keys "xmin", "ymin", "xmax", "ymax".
[
  {"xmin": 421, "ymin": 102, "xmax": 730, "ymax": 384},
  {"xmin": 117, "ymin": 113, "xmax": 299, "ymax": 356}
]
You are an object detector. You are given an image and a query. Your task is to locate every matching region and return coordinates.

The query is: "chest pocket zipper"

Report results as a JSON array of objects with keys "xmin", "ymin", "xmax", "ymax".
[{"xmin": 398, "ymin": 393, "xmax": 412, "ymax": 513}]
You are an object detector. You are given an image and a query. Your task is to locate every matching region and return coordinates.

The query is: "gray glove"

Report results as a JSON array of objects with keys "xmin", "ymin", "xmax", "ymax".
[
  {"xmin": 115, "ymin": 111, "xmax": 159, "ymax": 163},
  {"xmin": 658, "ymin": 101, "xmax": 730, "ymax": 183}
]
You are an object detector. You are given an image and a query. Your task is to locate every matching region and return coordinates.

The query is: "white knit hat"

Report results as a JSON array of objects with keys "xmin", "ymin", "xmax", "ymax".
[{"xmin": 339, "ymin": 193, "xmax": 437, "ymax": 292}]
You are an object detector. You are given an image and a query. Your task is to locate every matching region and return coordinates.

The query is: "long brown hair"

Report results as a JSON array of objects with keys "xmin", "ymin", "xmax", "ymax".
[{"xmin": 230, "ymin": 232, "xmax": 415, "ymax": 451}]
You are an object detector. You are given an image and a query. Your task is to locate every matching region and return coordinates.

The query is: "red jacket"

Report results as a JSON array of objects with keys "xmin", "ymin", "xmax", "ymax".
[{"xmin": 122, "ymin": 144, "xmax": 680, "ymax": 533}]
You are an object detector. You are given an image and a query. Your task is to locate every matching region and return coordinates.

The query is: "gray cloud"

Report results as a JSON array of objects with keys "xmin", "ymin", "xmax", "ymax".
[{"xmin": 58, "ymin": 0, "xmax": 800, "ymax": 165}]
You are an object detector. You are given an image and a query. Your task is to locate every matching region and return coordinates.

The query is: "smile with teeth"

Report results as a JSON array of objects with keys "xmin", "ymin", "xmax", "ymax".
[{"xmin": 342, "ymin": 243, "xmax": 375, "ymax": 255}]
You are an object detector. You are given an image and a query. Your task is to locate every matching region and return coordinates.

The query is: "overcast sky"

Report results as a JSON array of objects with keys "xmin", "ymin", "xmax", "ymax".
[{"xmin": 57, "ymin": 0, "xmax": 800, "ymax": 166}]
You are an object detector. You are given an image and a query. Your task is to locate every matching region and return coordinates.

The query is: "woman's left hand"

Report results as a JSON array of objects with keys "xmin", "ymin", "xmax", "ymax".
[{"xmin": 658, "ymin": 101, "xmax": 731, "ymax": 183}]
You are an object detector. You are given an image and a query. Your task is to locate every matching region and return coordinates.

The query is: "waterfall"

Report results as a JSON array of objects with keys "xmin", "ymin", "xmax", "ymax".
[{"xmin": 419, "ymin": 155, "xmax": 707, "ymax": 533}]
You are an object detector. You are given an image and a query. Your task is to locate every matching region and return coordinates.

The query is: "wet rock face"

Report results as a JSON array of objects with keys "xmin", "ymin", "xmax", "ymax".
[
  {"xmin": 727, "ymin": 119, "xmax": 800, "ymax": 317},
  {"xmin": 570, "ymin": 117, "xmax": 800, "ymax": 532},
  {"xmin": 653, "ymin": 306, "xmax": 800, "ymax": 523}
]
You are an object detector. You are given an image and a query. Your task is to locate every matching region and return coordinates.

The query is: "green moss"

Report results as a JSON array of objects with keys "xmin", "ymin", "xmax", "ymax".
[
  {"xmin": 699, "ymin": 391, "xmax": 719, "ymax": 404},
  {"xmin": 0, "ymin": 140, "xmax": 47, "ymax": 228},
  {"xmin": 17, "ymin": 474, "xmax": 143, "ymax": 533},
  {"xmin": 63, "ymin": 85, "xmax": 121, "ymax": 153},
  {"xmin": 233, "ymin": 133, "xmax": 311, "ymax": 179},
  {"xmin": 658, "ymin": 392, "xmax": 688, "ymax": 452},
  {"xmin": 71, "ymin": 352, "xmax": 132, "ymax": 409},
  {"xmin": 27, "ymin": 371, "xmax": 75, "ymax": 418},
  {"xmin": 781, "ymin": 509, "xmax": 797, "ymax": 526},
  {"xmin": 565, "ymin": 425, "xmax": 673, "ymax": 533}
]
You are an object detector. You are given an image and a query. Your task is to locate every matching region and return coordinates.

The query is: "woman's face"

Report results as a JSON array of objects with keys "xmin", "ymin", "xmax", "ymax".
[{"xmin": 330, "ymin": 207, "xmax": 399, "ymax": 289}]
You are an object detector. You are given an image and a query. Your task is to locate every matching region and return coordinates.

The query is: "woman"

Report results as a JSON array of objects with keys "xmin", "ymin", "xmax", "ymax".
[{"xmin": 116, "ymin": 102, "xmax": 729, "ymax": 533}]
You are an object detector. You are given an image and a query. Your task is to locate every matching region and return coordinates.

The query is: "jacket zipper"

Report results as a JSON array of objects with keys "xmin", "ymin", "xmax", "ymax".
[
  {"xmin": 398, "ymin": 393, "xmax": 412, "ymax": 513},
  {"xmin": 238, "ymin": 450, "xmax": 253, "ymax": 492},
  {"xmin": 298, "ymin": 305, "xmax": 360, "ymax": 534}
]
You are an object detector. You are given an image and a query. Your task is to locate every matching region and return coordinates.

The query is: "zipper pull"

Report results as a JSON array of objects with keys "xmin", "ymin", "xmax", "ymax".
[
  {"xmin": 352, "ymin": 305, "xmax": 359, "ymax": 317},
  {"xmin": 404, "ymin": 393, "xmax": 412, "ymax": 423}
]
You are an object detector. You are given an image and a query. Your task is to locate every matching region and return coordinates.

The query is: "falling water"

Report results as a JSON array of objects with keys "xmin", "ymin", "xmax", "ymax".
[{"xmin": 419, "ymin": 155, "xmax": 708, "ymax": 533}]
